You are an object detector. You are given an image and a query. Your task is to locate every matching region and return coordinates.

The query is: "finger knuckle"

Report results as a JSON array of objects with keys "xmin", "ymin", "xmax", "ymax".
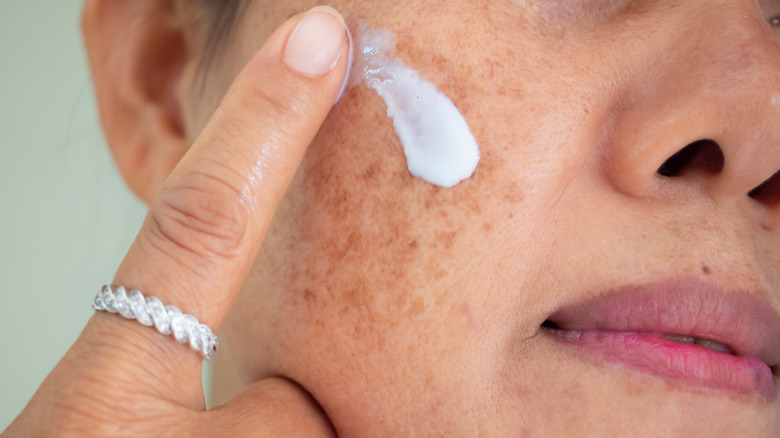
[
  {"xmin": 54, "ymin": 403, "xmax": 194, "ymax": 438},
  {"xmin": 243, "ymin": 74, "xmax": 316, "ymax": 123},
  {"xmin": 147, "ymin": 170, "xmax": 249, "ymax": 262},
  {"xmin": 51, "ymin": 397, "xmax": 149, "ymax": 437}
]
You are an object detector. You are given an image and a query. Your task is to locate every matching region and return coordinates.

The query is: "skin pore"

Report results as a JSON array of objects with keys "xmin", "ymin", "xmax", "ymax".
[{"xmin": 110, "ymin": 0, "xmax": 780, "ymax": 436}]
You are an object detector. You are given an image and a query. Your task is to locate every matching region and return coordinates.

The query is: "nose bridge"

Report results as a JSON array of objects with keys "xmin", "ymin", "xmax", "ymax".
[{"xmin": 607, "ymin": 1, "xmax": 780, "ymax": 201}]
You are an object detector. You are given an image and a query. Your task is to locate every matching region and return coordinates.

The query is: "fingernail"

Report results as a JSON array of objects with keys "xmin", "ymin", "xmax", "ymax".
[
  {"xmin": 284, "ymin": 6, "xmax": 346, "ymax": 77},
  {"xmin": 332, "ymin": 24, "xmax": 354, "ymax": 106}
]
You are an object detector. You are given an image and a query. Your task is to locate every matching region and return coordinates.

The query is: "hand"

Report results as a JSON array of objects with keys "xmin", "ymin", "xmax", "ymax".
[{"xmin": 3, "ymin": 5, "xmax": 350, "ymax": 437}]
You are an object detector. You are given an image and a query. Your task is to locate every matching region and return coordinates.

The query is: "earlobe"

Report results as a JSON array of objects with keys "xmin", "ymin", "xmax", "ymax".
[{"xmin": 82, "ymin": 0, "xmax": 189, "ymax": 204}]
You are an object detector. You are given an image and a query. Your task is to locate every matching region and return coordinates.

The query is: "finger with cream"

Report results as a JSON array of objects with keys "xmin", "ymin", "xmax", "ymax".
[{"xmin": 347, "ymin": 20, "xmax": 480, "ymax": 188}]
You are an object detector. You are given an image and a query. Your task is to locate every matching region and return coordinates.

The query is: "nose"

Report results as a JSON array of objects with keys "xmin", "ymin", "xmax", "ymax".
[{"xmin": 605, "ymin": 1, "xmax": 780, "ymax": 226}]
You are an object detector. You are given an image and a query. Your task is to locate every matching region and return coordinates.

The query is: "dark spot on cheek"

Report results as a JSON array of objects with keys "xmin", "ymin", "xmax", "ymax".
[
  {"xmin": 504, "ymin": 192, "xmax": 523, "ymax": 203},
  {"xmin": 702, "ymin": 265, "xmax": 711, "ymax": 275},
  {"xmin": 467, "ymin": 198, "xmax": 482, "ymax": 215},
  {"xmin": 436, "ymin": 231, "xmax": 457, "ymax": 250},
  {"xmin": 347, "ymin": 231, "xmax": 361, "ymax": 250},
  {"xmin": 504, "ymin": 182, "xmax": 525, "ymax": 204},
  {"xmin": 414, "ymin": 49, "xmax": 472, "ymax": 115},
  {"xmin": 430, "ymin": 267, "xmax": 448, "ymax": 282},
  {"xmin": 361, "ymin": 161, "xmax": 381, "ymax": 181},
  {"xmin": 473, "ymin": 148, "xmax": 500, "ymax": 179},
  {"xmin": 409, "ymin": 240, "xmax": 418, "ymax": 248},
  {"xmin": 482, "ymin": 221, "xmax": 494, "ymax": 233},
  {"xmin": 303, "ymin": 288, "xmax": 317, "ymax": 303}
]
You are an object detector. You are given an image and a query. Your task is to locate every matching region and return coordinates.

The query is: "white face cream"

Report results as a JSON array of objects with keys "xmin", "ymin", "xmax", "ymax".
[{"xmin": 347, "ymin": 21, "xmax": 480, "ymax": 188}]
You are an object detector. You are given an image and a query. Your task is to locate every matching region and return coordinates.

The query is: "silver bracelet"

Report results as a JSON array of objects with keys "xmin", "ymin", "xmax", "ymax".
[{"xmin": 92, "ymin": 285, "xmax": 219, "ymax": 360}]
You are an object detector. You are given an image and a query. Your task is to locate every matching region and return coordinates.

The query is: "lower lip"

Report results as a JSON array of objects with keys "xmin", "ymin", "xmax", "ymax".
[{"xmin": 543, "ymin": 328, "xmax": 776, "ymax": 401}]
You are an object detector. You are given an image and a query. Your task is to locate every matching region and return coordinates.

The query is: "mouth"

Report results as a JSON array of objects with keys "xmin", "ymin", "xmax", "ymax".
[{"xmin": 540, "ymin": 277, "xmax": 780, "ymax": 401}]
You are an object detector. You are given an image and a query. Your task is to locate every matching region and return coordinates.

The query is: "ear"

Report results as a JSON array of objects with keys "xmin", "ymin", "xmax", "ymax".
[{"xmin": 82, "ymin": 0, "xmax": 189, "ymax": 204}]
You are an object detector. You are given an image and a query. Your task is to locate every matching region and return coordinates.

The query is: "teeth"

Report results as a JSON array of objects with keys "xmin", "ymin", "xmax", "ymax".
[
  {"xmin": 694, "ymin": 338, "xmax": 733, "ymax": 355},
  {"xmin": 664, "ymin": 334, "xmax": 733, "ymax": 354},
  {"xmin": 664, "ymin": 334, "xmax": 695, "ymax": 344}
]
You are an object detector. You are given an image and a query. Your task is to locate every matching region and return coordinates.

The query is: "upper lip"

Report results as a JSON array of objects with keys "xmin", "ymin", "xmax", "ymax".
[{"xmin": 543, "ymin": 277, "xmax": 780, "ymax": 367}]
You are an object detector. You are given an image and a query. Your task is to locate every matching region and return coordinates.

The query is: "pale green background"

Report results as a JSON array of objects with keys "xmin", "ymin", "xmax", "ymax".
[{"xmin": 1, "ymin": 1, "xmax": 158, "ymax": 430}]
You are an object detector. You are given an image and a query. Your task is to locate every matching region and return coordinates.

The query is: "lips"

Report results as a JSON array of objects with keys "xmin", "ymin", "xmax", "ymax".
[{"xmin": 541, "ymin": 277, "xmax": 780, "ymax": 401}]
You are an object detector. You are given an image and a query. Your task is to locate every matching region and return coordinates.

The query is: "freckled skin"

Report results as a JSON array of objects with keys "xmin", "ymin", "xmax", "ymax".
[{"xmin": 180, "ymin": 0, "xmax": 780, "ymax": 436}]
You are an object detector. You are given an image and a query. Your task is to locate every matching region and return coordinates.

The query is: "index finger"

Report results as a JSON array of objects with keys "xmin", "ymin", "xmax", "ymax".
[{"xmin": 85, "ymin": 5, "xmax": 350, "ymax": 404}]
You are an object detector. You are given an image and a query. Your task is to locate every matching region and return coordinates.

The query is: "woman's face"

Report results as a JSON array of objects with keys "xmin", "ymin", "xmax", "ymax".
[{"xmin": 181, "ymin": 0, "xmax": 780, "ymax": 436}]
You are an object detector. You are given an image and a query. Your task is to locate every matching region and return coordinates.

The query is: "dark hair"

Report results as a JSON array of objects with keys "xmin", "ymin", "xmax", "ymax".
[
  {"xmin": 191, "ymin": 0, "xmax": 247, "ymax": 86},
  {"xmin": 194, "ymin": 0, "xmax": 245, "ymax": 58}
]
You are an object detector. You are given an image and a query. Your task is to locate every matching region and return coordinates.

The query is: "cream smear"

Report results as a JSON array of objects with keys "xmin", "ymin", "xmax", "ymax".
[{"xmin": 347, "ymin": 21, "xmax": 480, "ymax": 188}]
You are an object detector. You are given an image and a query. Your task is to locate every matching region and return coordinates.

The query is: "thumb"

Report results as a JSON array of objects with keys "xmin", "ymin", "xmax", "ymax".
[{"xmin": 202, "ymin": 378, "xmax": 336, "ymax": 437}]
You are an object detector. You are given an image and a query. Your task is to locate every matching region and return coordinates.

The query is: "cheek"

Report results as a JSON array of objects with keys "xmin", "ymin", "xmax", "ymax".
[
  {"xmin": 265, "ymin": 11, "xmax": 597, "ymax": 366},
  {"xmin": 290, "ymin": 94, "xmax": 487, "ymax": 332},
  {"xmin": 230, "ymin": 11, "xmax": 624, "ymax": 432},
  {"xmin": 260, "ymin": 50, "xmax": 577, "ymax": 401}
]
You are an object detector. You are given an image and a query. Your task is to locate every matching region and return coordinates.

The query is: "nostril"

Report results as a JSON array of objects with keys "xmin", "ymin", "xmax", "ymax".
[
  {"xmin": 657, "ymin": 139, "xmax": 724, "ymax": 177},
  {"xmin": 748, "ymin": 170, "xmax": 780, "ymax": 206}
]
